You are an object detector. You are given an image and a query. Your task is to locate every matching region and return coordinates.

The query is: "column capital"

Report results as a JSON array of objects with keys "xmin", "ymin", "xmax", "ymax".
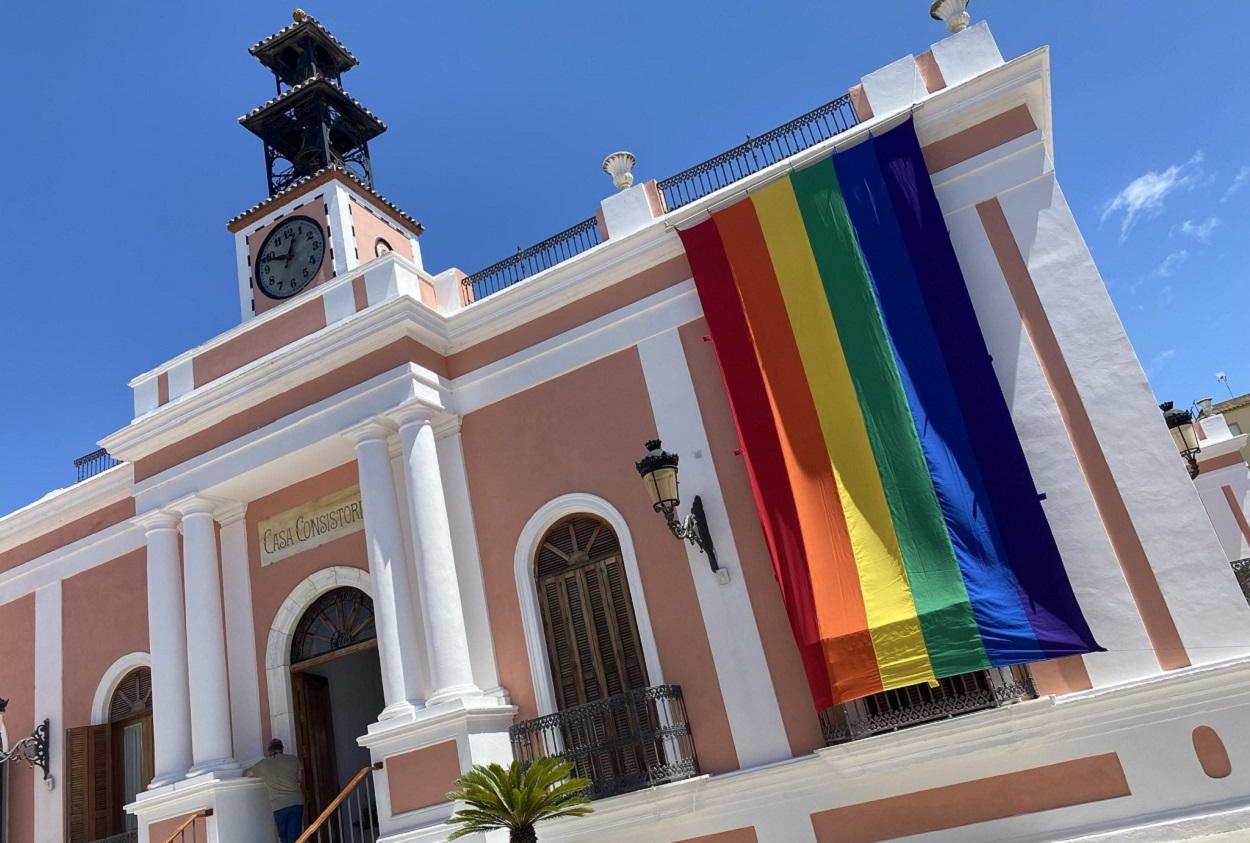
[
  {"xmin": 343, "ymin": 417, "xmax": 398, "ymax": 447},
  {"xmin": 134, "ymin": 509, "xmax": 181, "ymax": 533},
  {"xmin": 214, "ymin": 501, "xmax": 248, "ymax": 526},
  {"xmin": 388, "ymin": 400, "xmax": 459, "ymax": 436},
  {"xmin": 170, "ymin": 494, "xmax": 232, "ymax": 519}
]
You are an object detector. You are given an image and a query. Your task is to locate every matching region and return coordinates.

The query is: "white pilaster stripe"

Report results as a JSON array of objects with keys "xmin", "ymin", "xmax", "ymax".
[
  {"xmin": 434, "ymin": 428, "xmax": 503, "ymax": 696},
  {"xmin": 637, "ymin": 328, "xmax": 792, "ymax": 767},
  {"xmin": 167, "ymin": 357, "xmax": 195, "ymax": 402},
  {"xmin": 234, "ymin": 231, "xmax": 254, "ymax": 323},
  {"xmin": 326, "ymin": 184, "xmax": 358, "ymax": 274},
  {"xmin": 219, "ymin": 510, "xmax": 264, "ymax": 765},
  {"xmin": 34, "ymin": 582, "xmax": 63, "ymax": 843},
  {"xmin": 322, "ymin": 280, "xmax": 357, "ymax": 325}
]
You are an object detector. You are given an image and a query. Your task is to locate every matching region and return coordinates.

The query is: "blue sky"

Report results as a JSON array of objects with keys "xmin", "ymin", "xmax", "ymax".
[{"xmin": 1, "ymin": 2, "xmax": 1246, "ymax": 513}]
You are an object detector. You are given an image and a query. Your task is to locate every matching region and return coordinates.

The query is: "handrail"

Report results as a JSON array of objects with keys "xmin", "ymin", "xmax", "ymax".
[
  {"xmin": 159, "ymin": 808, "xmax": 213, "ymax": 843},
  {"xmin": 295, "ymin": 761, "xmax": 383, "ymax": 843}
]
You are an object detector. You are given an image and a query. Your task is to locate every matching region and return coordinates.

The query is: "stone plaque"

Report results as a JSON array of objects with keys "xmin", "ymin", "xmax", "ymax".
[{"xmin": 259, "ymin": 485, "xmax": 365, "ymax": 566}]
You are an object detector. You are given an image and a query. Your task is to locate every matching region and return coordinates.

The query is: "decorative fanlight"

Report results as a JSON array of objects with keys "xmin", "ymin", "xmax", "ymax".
[
  {"xmin": 0, "ymin": 698, "xmax": 51, "ymax": 784},
  {"xmin": 635, "ymin": 440, "xmax": 722, "ymax": 578}
]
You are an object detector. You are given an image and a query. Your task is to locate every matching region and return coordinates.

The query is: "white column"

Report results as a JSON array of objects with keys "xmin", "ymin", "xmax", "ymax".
[
  {"xmin": 349, "ymin": 421, "xmax": 426, "ymax": 719},
  {"xmin": 142, "ymin": 512, "xmax": 193, "ymax": 785},
  {"xmin": 218, "ymin": 503, "xmax": 264, "ymax": 765},
  {"xmin": 180, "ymin": 498, "xmax": 237, "ymax": 774},
  {"xmin": 33, "ymin": 583, "xmax": 63, "ymax": 842},
  {"xmin": 395, "ymin": 405, "xmax": 481, "ymax": 704}
]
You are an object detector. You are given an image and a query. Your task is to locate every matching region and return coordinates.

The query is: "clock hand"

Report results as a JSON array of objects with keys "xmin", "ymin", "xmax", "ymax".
[{"xmin": 284, "ymin": 237, "xmax": 297, "ymax": 266}]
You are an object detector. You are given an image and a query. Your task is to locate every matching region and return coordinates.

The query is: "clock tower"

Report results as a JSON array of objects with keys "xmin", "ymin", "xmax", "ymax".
[{"xmin": 227, "ymin": 10, "xmax": 424, "ymax": 320}]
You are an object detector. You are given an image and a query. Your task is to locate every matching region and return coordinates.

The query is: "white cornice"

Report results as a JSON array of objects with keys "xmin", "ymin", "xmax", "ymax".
[{"xmin": 0, "ymin": 463, "xmax": 132, "ymax": 556}]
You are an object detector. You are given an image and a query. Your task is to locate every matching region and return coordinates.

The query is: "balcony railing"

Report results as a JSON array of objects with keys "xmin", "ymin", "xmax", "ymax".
[
  {"xmin": 1232, "ymin": 558, "xmax": 1250, "ymax": 607},
  {"xmin": 819, "ymin": 667, "xmax": 1035, "ymax": 745},
  {"xmin": 73, "ymin": 448, "xmax": 121, "ymax": 483},
  {"xmin": 462, "ymin": 216, "xmax": 603, "ymax": 302},
  {"xmin": 462, "ymin": 91, "xmax": 860, "ymax": 302},
  {"xmin": 509, "ymin": 685, "xmax": 698, "ymax": 800},
  {"xmin": 657, "ymin": 92, "xmax": 859, "ymax": 211}
]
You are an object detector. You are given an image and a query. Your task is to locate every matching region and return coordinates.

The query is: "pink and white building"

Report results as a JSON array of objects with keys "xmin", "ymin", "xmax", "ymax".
[{"xmin": 2, "ymin": 9, "xmax": 1250, "ymax": 843}]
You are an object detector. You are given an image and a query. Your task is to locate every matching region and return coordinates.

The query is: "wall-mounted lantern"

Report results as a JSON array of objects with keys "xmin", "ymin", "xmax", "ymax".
[
  {"xmin": 0, "ymin": 698, "xmax": 52, "ymax": 784},
  {"xmin": 635, "ymin": 440, "xmax": 723, "ymax": 579},
  {"xmin": 1160, "ymin": 401, "xmax": 1201, "ymax": 479}
]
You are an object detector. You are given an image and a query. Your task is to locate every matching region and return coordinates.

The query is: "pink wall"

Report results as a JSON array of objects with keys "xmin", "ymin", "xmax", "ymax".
[
  {"xmin": 460, "ymin": 347, "xmax": 740, "ymax": 774},
  {"xmin": 0, "ymin": 497, "xmax": 135, "ymax": 576},
  {"xmin": 386, "ymin": 740, "xmax": 460, "ymax": 814},
  {"xmin": 0, "ymin": 595, "xmax": 35, "ymax": 843},
  {"xmin": 62, "ymin": 550, "xmax": 149, "ymax": 728},
  {"xmin": 348, "ymin": 198, "xmax": 415, "ymax": 264},
  {"xmin": 246, "ymin": 462, "xmax": 370, "ymax": 742}
]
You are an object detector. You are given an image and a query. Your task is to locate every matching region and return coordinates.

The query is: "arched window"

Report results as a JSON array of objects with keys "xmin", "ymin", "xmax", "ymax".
[
  {"xmin": 66, "ymin": 667, "xmax": 154, "ymax": 842},
  {"xmin": 535, "ymin": 514, "xmax": 649, "ymax": 710}
]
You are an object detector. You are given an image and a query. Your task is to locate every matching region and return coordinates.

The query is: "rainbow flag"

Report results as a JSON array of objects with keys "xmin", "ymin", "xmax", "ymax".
[{"xmin": 679, "ymin": 120, "xmax": 1100, "ymax": 708}]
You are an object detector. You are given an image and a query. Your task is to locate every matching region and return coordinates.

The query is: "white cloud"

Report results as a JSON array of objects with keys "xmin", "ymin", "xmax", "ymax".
[
  {"xmin": 1101, "ymin": 151, "xmax": 1203, "ymax": 240},
  {"xmin": 1172, "ymin": 216, "xmax": 1220, "ymax": 243},
  {"xmin": 1223, "ymin": 165, "xmax": 1250, "ymax": 201},
  {"xmin": 1154, "ymin": 249, "xmax": 1189, "ymax": 277},
  {"xmin": 1147, "ymin": 348, "xmax": 1177, "ymax": 375}
]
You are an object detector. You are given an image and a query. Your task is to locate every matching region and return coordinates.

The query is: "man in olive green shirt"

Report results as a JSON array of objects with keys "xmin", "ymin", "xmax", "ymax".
[{"xmin": 245, "ymin": 739, "xmax": 304, "ymax": 843}]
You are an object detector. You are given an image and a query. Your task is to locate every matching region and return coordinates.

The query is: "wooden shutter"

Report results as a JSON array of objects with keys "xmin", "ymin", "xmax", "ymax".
[
  {"xmin": 535, "ymin": 515, "xmax": 650, "ymax": 711},
  {"xmin": 64, "ymin": 724, "xmax": 113, "ymax": 843}
]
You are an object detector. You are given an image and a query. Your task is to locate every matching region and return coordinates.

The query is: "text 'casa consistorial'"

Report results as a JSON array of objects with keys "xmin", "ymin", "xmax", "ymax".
[{"xmin": 259, "ymin": 485, "xmax": 365, "ymax": 566}]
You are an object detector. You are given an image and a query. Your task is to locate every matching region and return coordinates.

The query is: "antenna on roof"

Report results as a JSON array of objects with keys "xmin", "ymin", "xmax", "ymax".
[{"xmin": 1216, "ymin": 371, "xmax": 1233, "ymax": 398}]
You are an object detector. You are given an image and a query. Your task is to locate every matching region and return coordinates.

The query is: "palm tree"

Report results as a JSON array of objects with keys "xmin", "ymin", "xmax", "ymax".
[{"xmin": 445, "ymin": 757, "xmax": 593, "ymax": 842}]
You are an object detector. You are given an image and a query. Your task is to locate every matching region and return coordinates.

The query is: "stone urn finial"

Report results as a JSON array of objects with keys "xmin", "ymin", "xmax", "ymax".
[
  {"xmin": 930, "ymin": 0, "xmax": 971, "ymax": 33},
  {"xmin": 602, "ymin": 151, "xmax": 636, "ymax": 191}
]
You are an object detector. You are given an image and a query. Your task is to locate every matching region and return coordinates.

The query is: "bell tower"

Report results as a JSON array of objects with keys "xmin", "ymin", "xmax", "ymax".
[
  {"xmin": 241, "ymin": 8, "xmax": 384, "ymax": 195},
  {"xmin": 227, "ymin": 10, "xmax": 424, "ymax": 321}
]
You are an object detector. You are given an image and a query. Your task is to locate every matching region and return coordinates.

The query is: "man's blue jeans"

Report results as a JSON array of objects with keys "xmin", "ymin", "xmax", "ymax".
[{"xmin": 273, "ymin": 804, "xmax": 304, "ymax": 843}]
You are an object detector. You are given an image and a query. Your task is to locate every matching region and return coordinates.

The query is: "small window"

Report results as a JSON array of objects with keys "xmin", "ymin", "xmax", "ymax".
[
  {"xmin": 1229, "ymin": 422, "xmax": 1243, "ymax": 436},
  {"xmin": 374, "ymin": 237, "xmax": 392, "ymax": 257}
]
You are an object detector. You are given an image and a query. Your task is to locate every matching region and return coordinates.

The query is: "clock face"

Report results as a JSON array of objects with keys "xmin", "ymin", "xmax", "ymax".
[{"xmin": 255, "ymin": 216, "xmax": 326, "ymax": 300}]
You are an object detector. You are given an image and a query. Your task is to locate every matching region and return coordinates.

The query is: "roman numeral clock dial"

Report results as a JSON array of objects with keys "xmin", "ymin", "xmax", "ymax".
[{"xmin": 254, "ymin": 216, "xmax": 326, "ymax": 299}]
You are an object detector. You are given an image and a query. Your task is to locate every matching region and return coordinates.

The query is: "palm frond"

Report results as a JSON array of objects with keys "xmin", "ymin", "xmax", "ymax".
[{"xmin": 446, "ymin": 757, "xmax": 595, "ymax": 838}]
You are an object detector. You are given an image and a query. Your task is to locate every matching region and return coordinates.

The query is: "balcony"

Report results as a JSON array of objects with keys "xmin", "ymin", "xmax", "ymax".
[
  {"xmin": 73, "ymin": 447, "xmax": 121, "ymax": 483},
  {"xmin": 462, "ymin": 92, "xmax": 859, "ymax": 302},
  {"xmin": 509, "ymin": 685, "xmax": 699, "ymax": 800},
  {"xmin": 819, "ymin": 667, "xmax": 1036, "ymax": 745}
]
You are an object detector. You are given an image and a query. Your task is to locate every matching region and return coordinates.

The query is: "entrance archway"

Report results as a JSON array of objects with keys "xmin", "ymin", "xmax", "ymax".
[
  {"xmin": 289, "ymin": 586, "xmax": 382, "ymax": 818},
  {"xmin": 265, "ymin": 567, "xmax": 385, "ymax": 830}
]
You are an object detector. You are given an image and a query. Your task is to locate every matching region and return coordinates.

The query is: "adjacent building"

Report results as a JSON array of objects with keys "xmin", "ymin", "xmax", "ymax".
[{"xmin": 2, "ymin": 9, "xmax": 1249, "ymax": 843}]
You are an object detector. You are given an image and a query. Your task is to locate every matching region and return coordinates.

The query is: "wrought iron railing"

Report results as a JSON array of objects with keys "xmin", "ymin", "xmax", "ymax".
[
  {"xmin": 462, "ymin": 90, "xmax": 859, "ymax": 303},
  {"xmin": 462, "ymin": 216, "xmax": 603, "ymax": 302},
  {"xmin": 297, "ymin": 762, "xmax": 382, "ymax": 843},
  {"xmin": 509, "ymin": 685, "xmax": 698, "ymax": 800},
  {"xmin": 1232, "ymin": 558, "xmax": 1250, "ymax": 607},
  {"xmin": 74, "ymin": 448, "xmax": 121, "ymax": 483},
  {"xmin": 656, "ymin": 92, "xmax": 859, "ymax": 211},
  {"xmin": 819, "ymin": 667, "xmax": 1035, "ymax": 745}
]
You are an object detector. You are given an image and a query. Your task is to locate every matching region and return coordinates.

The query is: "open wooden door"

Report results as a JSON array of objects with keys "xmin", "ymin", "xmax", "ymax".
[
  {"xmin": 64, "ymin": 724, "xmax": 113, "ymax": 843},
  {"xmin": 292, "ymin": 671, "xmax": 339, "ymax": 823}
]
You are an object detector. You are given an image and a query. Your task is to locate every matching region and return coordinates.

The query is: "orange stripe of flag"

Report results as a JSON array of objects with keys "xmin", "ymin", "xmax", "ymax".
[{"xmin": 712, "ymin": 201, "xmax": 885, "ymax": 701}]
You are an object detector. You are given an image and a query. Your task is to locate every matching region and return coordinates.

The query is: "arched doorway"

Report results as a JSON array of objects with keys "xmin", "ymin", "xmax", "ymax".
[
  {"xmin": 535, "ymin": 513, "xmax": 650, "ymax": 710},
  {"xmin": 289, "ymin": 586, "xmax": 384, "ymax": 825}
]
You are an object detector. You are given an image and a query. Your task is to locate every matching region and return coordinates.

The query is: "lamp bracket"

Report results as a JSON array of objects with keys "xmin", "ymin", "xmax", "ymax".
[{"xmin": 0, "ymin": 718, "xmax": 50, "ymax": 781}]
